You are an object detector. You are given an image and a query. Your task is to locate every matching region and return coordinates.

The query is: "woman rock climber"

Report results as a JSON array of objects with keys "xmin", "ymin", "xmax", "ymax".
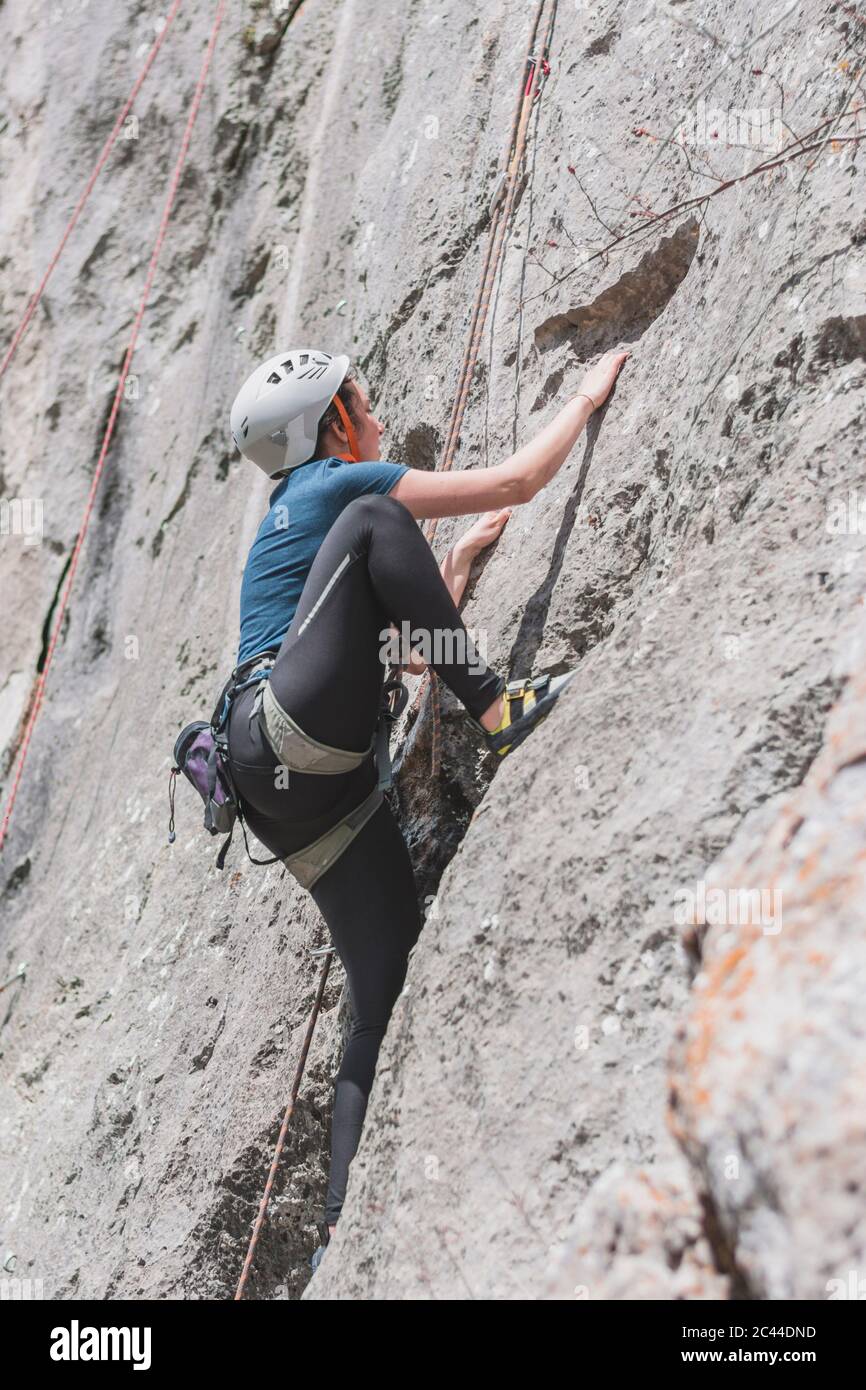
[{"xmin": 225, "ymin": 345, "xmax": 628, "ymax": 1273}]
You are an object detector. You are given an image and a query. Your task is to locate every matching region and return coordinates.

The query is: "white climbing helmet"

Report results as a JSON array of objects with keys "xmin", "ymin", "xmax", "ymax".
[{"xmin": 230, "ymin": 347, "xmax": 351, "ymax": 477}]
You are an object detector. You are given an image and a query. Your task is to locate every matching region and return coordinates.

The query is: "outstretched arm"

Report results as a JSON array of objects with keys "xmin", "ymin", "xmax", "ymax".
[{"xmin": 390, "ymin": 350, "xmax": 629, "ymax": 521}]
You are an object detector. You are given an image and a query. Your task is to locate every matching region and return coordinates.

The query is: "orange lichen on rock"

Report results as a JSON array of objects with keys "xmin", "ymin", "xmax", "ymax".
[{"xmin": 705, "ymin": 944, "xmax": 749, "ymax": 993}]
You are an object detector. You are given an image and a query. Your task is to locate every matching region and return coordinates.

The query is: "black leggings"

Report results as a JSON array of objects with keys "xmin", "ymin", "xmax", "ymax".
[{"xmin": 227, "ymin": 493, "xmax": 505, "ymax": 1226}]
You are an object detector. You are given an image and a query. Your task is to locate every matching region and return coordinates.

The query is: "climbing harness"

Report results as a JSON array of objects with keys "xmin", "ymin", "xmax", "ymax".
[
  {"xmin": 280, "ymin": 783, "xmax": 384, "ymax": 891},
  {"xmin": 169, "ymin": 653, "xmax": 280, "ymax": 870},
  {"xmin": 169, "ymin": 656, "xmax": 408, "ymax": 889},
  {"xmin": 255, "ymin": 667, "xmax": 406, "ymax": 887},
  {"xmin": 0, "ymin": 0, "xmax": 227, "ymax": 854},
  {"xmin": 235, "ymin": 943, "xmax": 336, "ymax": 1301},
  {"xmin": 257, "ymin": 680, "xmax": 373, "ymax": 776},
  {"xmin": 255, "ymin": 672, "xmax": 406, "ymax": 787},
  {"xmin": 413, "ymin": 0, "xmax": 558, "ymax": 779}
]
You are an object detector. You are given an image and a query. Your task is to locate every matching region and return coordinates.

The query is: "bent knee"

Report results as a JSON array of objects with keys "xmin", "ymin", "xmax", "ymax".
[{"xmin": 341, "ymin": 490, "xmax": 411, "ymax": 528}]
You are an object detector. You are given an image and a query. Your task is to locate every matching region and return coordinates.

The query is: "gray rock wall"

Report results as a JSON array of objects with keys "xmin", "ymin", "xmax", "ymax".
[{"xmin": 0, "ymin": 0, "xmax": 863, "ymax": 1299}]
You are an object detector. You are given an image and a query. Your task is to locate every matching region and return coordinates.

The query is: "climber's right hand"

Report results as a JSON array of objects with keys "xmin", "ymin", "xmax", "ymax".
[
  {"xmin": 458, "ymin": 507, "xmax": 512, "ymax": 557},
  {"xmin": 575, "ymin": 348, "xmax": 630, "ymax": 410}
]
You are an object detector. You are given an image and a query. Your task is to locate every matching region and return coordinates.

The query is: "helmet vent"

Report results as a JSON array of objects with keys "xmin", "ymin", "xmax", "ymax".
[
  {"xmin": 267, "ymin": 371, "xmax": 281, "ymax": 385},
  {"xmin": 282, "ymin": 359, "xmax": 295, "ymax": 374},
  {"xmin": 299, "ymin": 353, "xmax": 309, "ymax": 365},
  {"xmin": 241, "ymin": 416, "xmax": 249, "ymax": 437}
]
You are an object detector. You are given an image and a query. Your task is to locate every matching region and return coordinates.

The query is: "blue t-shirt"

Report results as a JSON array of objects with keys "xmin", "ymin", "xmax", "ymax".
[{"xmin": 237, "ymin": 456, "xmax": 410, "ymax": 664}]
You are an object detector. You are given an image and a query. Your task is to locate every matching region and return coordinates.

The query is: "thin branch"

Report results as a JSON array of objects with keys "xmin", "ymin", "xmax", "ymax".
[
  {"xmin": 570, "ymin": 169, "xmax": 618, "ymax": 236},
  {"xmin": 521, "ymin": 107, "xmax": 864, "ymax": 308},
  {"xmin": 621, "ymin": 0, "xmax": 804, "ymax": 220}
]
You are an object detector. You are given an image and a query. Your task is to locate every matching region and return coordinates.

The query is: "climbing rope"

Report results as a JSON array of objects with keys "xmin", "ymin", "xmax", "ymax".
[
  {"xmin": 0, "ymin": 0, "xmax": 226, "ymax": 855},
  {"xmin": 235, "ymin": 945, "xmax": 336, "ymax": 1300},
  {"xmin": 417, "ymin": 0, "xmax": 556, "ymax": 778},
  {"xmin": 502, "ymin": 4, "xmax": 558, "ymax": 457},
  {"xmin": 0, "ymin": 0, "xmax": 184, "ymax": 382}
]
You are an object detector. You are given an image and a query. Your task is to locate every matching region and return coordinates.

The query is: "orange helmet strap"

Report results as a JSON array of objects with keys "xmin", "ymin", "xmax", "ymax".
[{"xmin": 332, "ymin": 393, "xmax": 360, "ymax": 462}]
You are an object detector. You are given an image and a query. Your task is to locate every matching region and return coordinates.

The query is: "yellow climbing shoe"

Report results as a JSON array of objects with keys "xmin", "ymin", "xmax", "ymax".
[{"xmin": 472, "ymin": 670, "xmax": 578, "ymax": 758}]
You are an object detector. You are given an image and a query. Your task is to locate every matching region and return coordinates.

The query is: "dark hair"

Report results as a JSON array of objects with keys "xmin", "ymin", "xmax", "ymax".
[{"xmin": 314, "ymin": 367, "xmax": 364, "ymax": 459}]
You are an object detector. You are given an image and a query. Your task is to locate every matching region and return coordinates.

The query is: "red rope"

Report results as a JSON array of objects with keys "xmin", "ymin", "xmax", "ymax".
[
  {"xmin": 422, "ymin": 1, "xmax": 555, "ymax": 776},
  {"xmin": 0, "ymin": 0, "xmax": 184, "ymax": 382},
  {"xmin": 235, "ymin": 948, "xmax": 335, "ymax": 1301},
  {"xmin": 0, "ymin": 0, "xmax": 227, "ymax": 854}
]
